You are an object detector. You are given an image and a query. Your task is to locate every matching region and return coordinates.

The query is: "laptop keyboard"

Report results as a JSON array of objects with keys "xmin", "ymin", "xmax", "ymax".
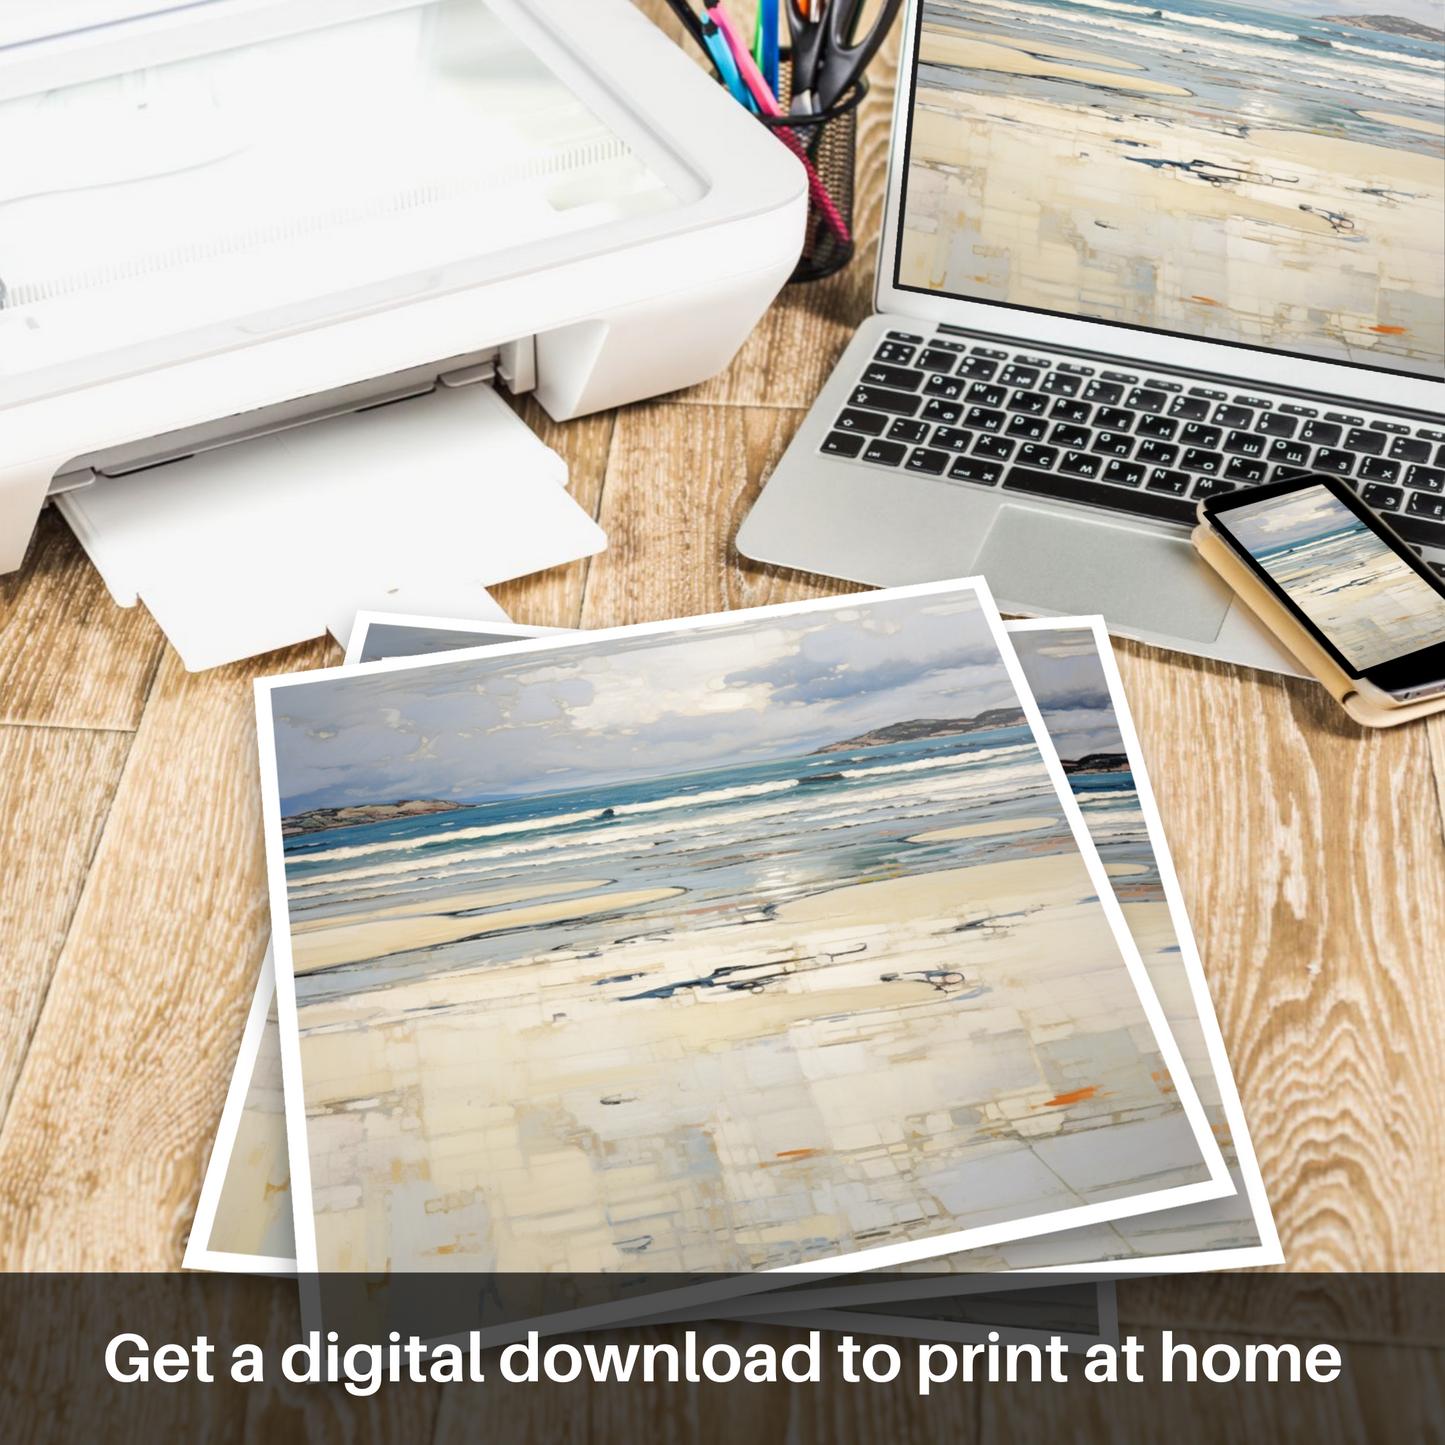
[{"xmin": 821, "ymin": 329, "xmax": 1445, "ymax": 570}]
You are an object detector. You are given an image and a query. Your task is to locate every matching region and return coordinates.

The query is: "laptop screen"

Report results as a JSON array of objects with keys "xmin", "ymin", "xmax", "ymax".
[{"xmin": 893, "ymin": 0, "xmax": 1445, "ymax": 381}]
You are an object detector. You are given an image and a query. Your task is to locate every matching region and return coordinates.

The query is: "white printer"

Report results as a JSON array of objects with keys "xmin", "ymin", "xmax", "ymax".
[{"xmin": 0, "ymin": 0, "xmax": 806, "ymax": 663}]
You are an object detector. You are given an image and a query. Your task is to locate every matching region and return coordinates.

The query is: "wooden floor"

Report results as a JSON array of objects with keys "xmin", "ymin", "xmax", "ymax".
[{"xmin": 0, "ymin": 6, "xmax": 1441, "ymax": 1439}]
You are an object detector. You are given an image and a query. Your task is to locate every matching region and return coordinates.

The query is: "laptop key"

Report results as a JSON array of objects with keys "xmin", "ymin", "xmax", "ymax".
[
  {"xmin": 967, "ymin": 383, "xmax": 1008, "ymax": 407},
  {"xmin": 1344, "ymin": 428, "xmax": 1385, "ymax": 456},
  {"xmin": 924, "ymin": 374, "xmax": 967, "ymax": 400},
  {"xmin": 1095, "ymin": 406, "xmax": 1134, "ymax": 432},
  {"xmin": 1314, "ymin": 448, "xmax": 1354, "ymax": 476},
  {"xmin": 1192, "ymin": 476, "xmax": 1236, "ymax": 499},
  {"xmin": 922, "ymin": 398, "xmax": 963, "ymax": 424},
  {"xmin": 1041, "ymin": 372, "xmax": 1081, "ymax": 397},
  {"xmin": 1147, "ymin": 469, "xmax": 1191, "ymax": 495},
  {"xmin": 1407, "ymin": 491, "xmax": 1445, "ymax": 520},
  {"xmin": 1103, "ymin": 459, "xmax": 1145, "ymax": 487},
  {"xmin": 1092, "ymin": 432, "xmax": 1134, "ymax": 457},
  {"xmin": 965, "ymin": 407, "xmax": 1006, "ymax": 432},
  {"xmin": 1361, "ymin": 483, "xmax": 1402, "ymax": 510},
  {"xmin": 850, "ymin": 385, "xmax": 921, "ymax": 417},
  {"xmin": 907, "ymin": 448, "xmax": 951, "ymax": 475},
  {"xmin": 1180, "ymin": 423, "xmax": 1222, "ymax": 449},
  {"xmin": 1137, "ymin": 440, "xmax": 1179, "ymax": 467},
  {"xmin": 1181, "ymin": 448, "xmax": 1223, "ymax": 474},
  {"xmin": 886, "ymin": 330, "xmax": 924, "ymax": 343},
  {"xmin": 1359, "ymin": 457, "xmax": 1400, "ymax": 482},
  {"xmin": 1299, "ymin": 420, "xmax": 1341, "ymax": 446},
  {"xmin": 1136, "ymin": 414, "xmax": 1178, "ymax": 440},
  {"xmin": 1406, "ymin": 465, "xmax": 1445, "ymax": 493},
  {"xmin": 1083, "ymin": 379, "xmax": 1123, "ymax": 404},
  {"xmin": 863, "ymin": 363, "xmax": 925, "ymax": 390},
  {"xmin": 957, "ymin": 356, "xmax": 999, "ymax": 380},
  {"xmin": 974, "ymin": 435, "xmax": 1015, "ymax": 461},
  {"xmin": 1126, "ymin": 387, "xmax": 1167, "ymax": 413},
  {"xmin": 1008, "ymin": 390, "xmax": 1050, "ymax": 415},
  {"xmin": 1006, "ymin": 414, "xmax": 1048, "ymax": 441},
  {"xmin": 835, "ymin": 408, "xmax": 890, "ymax": 435},
  {"xmin": 1017, "ymin": 444, "xmax": 1059, "ymax": 469},
  {"xmin": 1223, "ymin": 430, "xmax": 1266, "ymax": 457},
  {"xmin": 874, "ymin": 342, "xmax": 917, "ymax": 365},
  {"xmin": 1168, "ymin": 395, "xmax": 1211, "ymax": 421},
  {"xmin": 930, "ymin": 427, "xmax": 974, "ymax": 452},
  {"xmin": 1390, "ymin": 512, "xmax": 1445, "ymax": 550},
  {"xmin": 999, "ymin": 364, "xmax": 1040, "ymax": 388},
  {"xmin": 1214, "ymin": 404, "xmax": 1254, "ymax": 429},
  {"xmin": 1060, "ymin": 451, "xmax": 1103, "ymax": 478},
  {"xmin": 887, "ymin": 418, "xmax": 932, "ymax": 444},
  {"xmin": 1225, "ymin": 457, "xmax": 1268, "ymax": 483},
  {"xmin": 1389, "ymin": 436, "xmax": 1431, "ymax": 463},
  {"xmin": 948, "ymin": 457, "xmax": 1004, "ymax": 485},
  {"xmin": 1050, "ymin": 398, "xmax": 1092, "ymax": 424},
  {"xmin": 1257, "ymin": 413, "xmax": 1298, "ymax": 438},
  {"xmin": 821, "ymin": 431, "xmax": 865, "ymax": 458},
  {"xmin": 916, "ymin": 348, "xmax": 960, "ymax": 373},
  {"xmin": 1269, "ymin": 438, "xmax": 1312, "ymax": 467},
  {"xmin": 1004, "ymin": 466, "xmax": 1196, "ymax": 524},
  {"xmin": 1051, "ymin": 423, "xmax": 1091, "ymax": 449},
  {"xmin": 860, "ymin": 438, "xmax": 908, "ymax": 467}
]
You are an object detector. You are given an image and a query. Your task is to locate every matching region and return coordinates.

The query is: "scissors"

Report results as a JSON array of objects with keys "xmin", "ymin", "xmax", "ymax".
[{"xmin": 786, "ymin": 0, "xmax": 903, "ymax": 113}]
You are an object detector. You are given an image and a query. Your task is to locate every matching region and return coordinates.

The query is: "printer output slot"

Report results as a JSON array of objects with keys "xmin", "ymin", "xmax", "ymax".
[{"xmin": 46, "ymin": 338, "xmax": 539, "ymax": 496}]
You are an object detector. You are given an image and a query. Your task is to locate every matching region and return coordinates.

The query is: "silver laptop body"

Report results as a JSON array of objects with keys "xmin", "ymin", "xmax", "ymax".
[{"xmin": 738, "ymin": 0, "xmax": 1445, "ymax": 674}]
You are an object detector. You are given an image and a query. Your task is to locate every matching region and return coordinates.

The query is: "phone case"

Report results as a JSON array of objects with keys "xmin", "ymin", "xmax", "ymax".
[{"xmin": 1192, "ymin": 522, "xmax": 1445, "ymax": 729}]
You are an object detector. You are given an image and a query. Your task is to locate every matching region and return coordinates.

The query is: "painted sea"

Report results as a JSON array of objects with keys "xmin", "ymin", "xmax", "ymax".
[
  {"xmin": 267, "ymin": 590, "xmax": 1218, "ymax": 1276},
  {"xmin": 904, "ymin": 0, "xmax": 1444, "ymax": 371}
]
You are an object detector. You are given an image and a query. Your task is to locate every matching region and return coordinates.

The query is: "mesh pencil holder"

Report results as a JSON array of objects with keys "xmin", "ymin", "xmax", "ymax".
[{"xmin": 758, "ymin": 63, "xmax": 867, "ymax": 284}]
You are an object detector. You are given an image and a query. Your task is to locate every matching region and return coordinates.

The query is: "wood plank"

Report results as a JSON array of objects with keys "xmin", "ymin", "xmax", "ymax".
[
  {"xmin": 490, "ymin": 397, "xmax": 613, "ymax": 631},
  {"xmin": 579, "ymin": 403, "xmax": 859, "ymax": 630},
  {"xmin": 430, "ymin": 1322, "xmax": 979, "ymax": 1445},
  {"xmin": 0, "ymin": 725, "xmax": 134, "ymax": 1126},
  {"xmin": 983, "ymin": 1325, "xmax": 1421, "ymax": 1445},
  {"xmin": 0, "ymin": 639, "xmax": 335, "ymax": 1269},
  {"xmin": 1110, "ymin": 639, "xmax": 1445, "ymax": 1270},
  {"xmin": 0, "ymin": 509, "xmax": 165, "ymax": 730}
]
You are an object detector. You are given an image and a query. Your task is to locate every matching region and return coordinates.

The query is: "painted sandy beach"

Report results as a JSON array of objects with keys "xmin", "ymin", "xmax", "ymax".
[
  {"xmin": 900, "ymin": 0, "xmax": 1444, "ymax": 373},
  {"xmin": 1224, "ymin": 483, "xmax": 1445, "ymax": 667},
  {"xmin": 265, "ymin": 590, "xmax": 1220, "ymax": 1276}
]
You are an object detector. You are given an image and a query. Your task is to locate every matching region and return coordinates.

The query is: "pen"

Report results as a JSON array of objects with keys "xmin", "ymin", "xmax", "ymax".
[
  {"xmin": 705, "ymin": 3, "xmax": 852, "ymax": 246},
  {"xmin": 699, "ymin": 11, "xmax": 756, "ymax": 109}
]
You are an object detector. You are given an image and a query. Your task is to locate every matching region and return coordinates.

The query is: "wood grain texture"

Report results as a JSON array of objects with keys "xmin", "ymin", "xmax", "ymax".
[
  {"xmin": 0, "ymin": 640, "xmax": 335, "ymax": 1269},
  {"xmin": 490, "ymin": 397, "xmax": 614, "ymax": 631},
  {"xmin": 982, "ymin": 1326, "xmax": 1427, "ymax": 1445},
  {"xmin": 580, "ymin": 403, "xmax": 857, "ymax": 630},
  {"xmin": 1110, "ymin": 638, "xmax": 1445, "ymax": 1270},
  {"xmin": 0, "ymin": 510, "xmax": 165, "ymax": 730},
  {"xmin": 0, "ymin": 726, "xmax": 134, "ymax": 1127}
]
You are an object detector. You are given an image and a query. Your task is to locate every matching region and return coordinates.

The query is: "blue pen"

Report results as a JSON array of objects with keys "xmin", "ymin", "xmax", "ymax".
[
  {"xmin": 759, "ymin": 0, "xmax": 779, "ymax": 98},
  {"xmin": 701, "ymin": 14, "xmax": 755, "ymax": 110}
]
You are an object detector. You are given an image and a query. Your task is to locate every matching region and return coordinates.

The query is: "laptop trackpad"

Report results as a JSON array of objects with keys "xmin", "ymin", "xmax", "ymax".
[{"xmin": 976, "ymin": 505, "xmax": 1233, "ymax": 643}]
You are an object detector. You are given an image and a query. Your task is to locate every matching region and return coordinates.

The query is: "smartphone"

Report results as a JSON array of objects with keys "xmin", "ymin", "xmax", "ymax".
[{"xmin": 1200, "ymin": 474, "xmax": 1445, "ymax": 706}]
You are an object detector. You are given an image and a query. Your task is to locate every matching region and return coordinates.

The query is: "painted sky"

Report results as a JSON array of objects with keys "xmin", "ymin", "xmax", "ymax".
[
  {"xmin": 1010, "ymin": 628, "xmax": 1124, "ymax": 762},
  {"xmin": 1221, "ymin": 485, "xmax": 1364, "ymax": 554},
  {"xmin": 271, "ymin": 593, "xmax": 1019, "ymax": 815}
]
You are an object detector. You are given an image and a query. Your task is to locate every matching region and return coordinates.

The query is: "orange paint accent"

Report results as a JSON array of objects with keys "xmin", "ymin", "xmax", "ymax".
[
  {"xmin": 1038, "ymin": 1085, "xmax": 1099, "ymax": 1107},
  {"xmin": 1369, "ymin": 325, "xmax": 1408, "ymax": 335},
  {"xmin": 775, "ymin": 1148, "xmax": 820, "ymax": 1158},
  {"xmin": 1189, "ymin": 296, "xmax": 1220, "ymax": 305}
]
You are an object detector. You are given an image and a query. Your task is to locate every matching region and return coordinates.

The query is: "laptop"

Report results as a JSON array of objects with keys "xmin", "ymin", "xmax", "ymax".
[{"xmin": 737, "ymin": 0, "xmax": 1445, "ymax": 673}]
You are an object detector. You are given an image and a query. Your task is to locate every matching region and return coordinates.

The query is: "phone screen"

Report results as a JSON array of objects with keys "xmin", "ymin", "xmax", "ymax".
[{"xmin": 1210, "ymin": 481, "xmax": 1445, "ymax": 678}]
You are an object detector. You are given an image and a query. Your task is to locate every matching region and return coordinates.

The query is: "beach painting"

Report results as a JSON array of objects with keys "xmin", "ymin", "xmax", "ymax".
[
  {"xmin": 900, "ymin": 0, "xmax": 1444, "ymax": 374},
  {"xmin": 258, "ymin": 582, "xmax": 1229, "ymax": 1284},
  {"xmin": 1221, "ymin": 483, "xmax": 1445, "ymax": 668}
]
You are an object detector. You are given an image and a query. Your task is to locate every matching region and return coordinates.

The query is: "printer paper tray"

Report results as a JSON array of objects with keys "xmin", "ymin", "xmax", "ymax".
[{"xmin": 56, "ymin": 384, "xmax": 604, "ymax": 671}]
